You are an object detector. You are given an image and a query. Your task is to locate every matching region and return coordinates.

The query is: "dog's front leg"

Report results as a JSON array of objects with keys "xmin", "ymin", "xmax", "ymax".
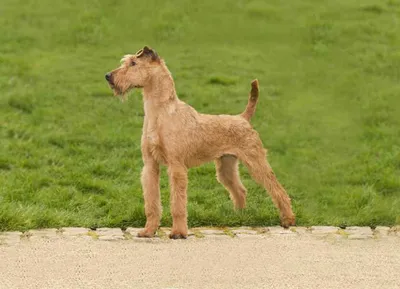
[
  {"xmin": 138, "ymin": 159, "xmax": 161, "ymax": 238},
  {"xmin": 168, "ymin": 164, "xmax": 188, "ymax": 239}
]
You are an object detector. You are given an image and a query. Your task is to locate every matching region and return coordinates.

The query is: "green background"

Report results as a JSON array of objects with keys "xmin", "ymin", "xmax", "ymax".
[{"xmin": 1, "ymin": 0, "xmax": 399, "ymax": 231}]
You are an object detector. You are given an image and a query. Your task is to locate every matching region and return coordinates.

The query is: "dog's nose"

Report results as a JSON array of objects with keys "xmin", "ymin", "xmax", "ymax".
[{"xmin": 105, "ymin": 73, "xmax": 112, "ymax": 82}]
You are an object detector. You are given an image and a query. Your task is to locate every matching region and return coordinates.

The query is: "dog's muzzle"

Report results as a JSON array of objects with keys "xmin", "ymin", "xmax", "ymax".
[{"xmin": 105, "ymin": 73, "xmax": 113, "ymax": 84}]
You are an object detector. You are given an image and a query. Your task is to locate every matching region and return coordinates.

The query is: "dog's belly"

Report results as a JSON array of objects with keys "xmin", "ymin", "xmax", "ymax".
[
  {"xmin": 183, "ymin": 143, "xmax": 236, "ymax": 168},
  {"xmin": 185, "ymin": 154, "xmax": 215, "ymax": 168}
]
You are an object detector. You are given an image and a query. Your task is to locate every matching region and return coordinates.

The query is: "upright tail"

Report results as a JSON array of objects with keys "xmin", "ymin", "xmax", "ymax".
[{"xmin": 241, "ymin": 79, "xmax": 259, "ymax": 121}]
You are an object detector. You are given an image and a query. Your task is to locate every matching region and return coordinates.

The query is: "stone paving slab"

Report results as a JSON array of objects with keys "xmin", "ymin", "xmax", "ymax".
[
  {"xmin": 345, "ymin": 226, "xmax": 373, "ymax": 240},
  {"xmin": 158, "ymin": 228, "xmax": 195, "ymax": 238},
  {"xmin": 290, "ymin": 227, "xmax": 311, "ymax": 234},
  {"xmin": 96, "ymin": 228, "xmax": 125, "ymax": 241},
  {"xmin": 0, "ymin": 232, "xmax": 22, "ymax": 246},
  {"xmin": 159, "ymin": 227, "xmax": 171, "ymax": 237},
  {"xmin": 1, "ymin": 226, "xmax": 399, "ymax": 245},
  {"xmin": 235, "ymin": 233, "xmax": 265, "ymax": 239},
  {"xmin": 374, "ymin": 226, "xmax": 391, "ymax": 237},
  {"xmin": 125, "ymin": 227, "xmax": 142, "ymax": 237},
  {"xmin": 389, "ymin": 226, "xmax": 400, "ymax": 236},
  {"xmin": 197, "ymin": 228, "xmax": 225, "ymax": 235},
  {"xmin": 61, "ymin": 227, "xmax": 90, "ymax": 237},
  {"xmin": 29, "ymin": 229, "xmax": 60, "ymax": 239},
  {"xmin": 268, "ymin": 226, "xmax": 297, "ymax": 236},
  {"xmin": 60, "ymin": 227, "xmax": 93, "ymax": 240},
  {"xmin": 311, "ymin": 226, "xmax": 340, "ymax": 235},
  {"xmin": 231, "ymin": 227, "xmax": 258, "ymax": 235}
]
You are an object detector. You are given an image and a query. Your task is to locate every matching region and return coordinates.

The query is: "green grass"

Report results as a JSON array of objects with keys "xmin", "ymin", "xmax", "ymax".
[{"xmin": 1, "ymin": 0, "xmax": 400, "ymax": 231}]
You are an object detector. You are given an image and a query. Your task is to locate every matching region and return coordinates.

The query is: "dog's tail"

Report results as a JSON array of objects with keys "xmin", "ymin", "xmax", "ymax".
[{"xmin": 241, "ymin": 79, "xmax": 259, "ymax": 121}]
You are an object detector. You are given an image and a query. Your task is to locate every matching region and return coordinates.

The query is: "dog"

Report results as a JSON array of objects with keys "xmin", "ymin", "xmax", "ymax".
[{"xmin": 105, "ymin": 46, "xmax": 295, "ymax": 239}]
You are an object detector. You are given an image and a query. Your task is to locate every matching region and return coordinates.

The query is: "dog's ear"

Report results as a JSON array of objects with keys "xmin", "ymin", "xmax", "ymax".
[
  {"xmin": 135, "ymin": 48, "xmax": 144, "ymax": 57},
  {"xmin": 137, "ymin": 46, "xmax": 159, "ymax": 62}
]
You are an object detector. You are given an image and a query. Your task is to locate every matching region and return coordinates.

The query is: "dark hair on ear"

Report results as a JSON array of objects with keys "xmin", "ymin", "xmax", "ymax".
[{"xmin": 136, "ymin": 46, "xmax": 159, "ymax": 62}]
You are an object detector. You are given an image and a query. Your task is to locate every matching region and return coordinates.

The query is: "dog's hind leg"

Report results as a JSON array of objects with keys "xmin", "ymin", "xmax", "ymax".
[
  {"xmin": 215, "ymin": 155, "xmax": 247, "ymax": 210},
  {"xmin": 238, "ymin": 143, "xmax": 295, "ymax": 228}
]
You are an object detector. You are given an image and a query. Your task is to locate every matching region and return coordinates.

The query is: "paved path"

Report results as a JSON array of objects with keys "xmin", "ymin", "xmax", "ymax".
[{"xmin": 1, "ymin": 227, "xmax": 399, "ymax": 289}]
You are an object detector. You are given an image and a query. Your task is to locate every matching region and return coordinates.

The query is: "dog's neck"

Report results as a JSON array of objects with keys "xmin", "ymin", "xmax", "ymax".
[{"xmin": 142, "ymin": 65, "xmax": 178, "ymax": 106}]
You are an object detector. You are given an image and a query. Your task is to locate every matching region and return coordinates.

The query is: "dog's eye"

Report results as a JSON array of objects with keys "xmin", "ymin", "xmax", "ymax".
[{"xmin": 131, "ymin": 61, "xmax": 136, "ymax": 66}]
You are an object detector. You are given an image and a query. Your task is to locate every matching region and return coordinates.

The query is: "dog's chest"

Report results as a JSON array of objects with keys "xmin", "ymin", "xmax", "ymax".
[{"xmin": 144, "ymin": 118, "xmax": 167, "ymax": 164}]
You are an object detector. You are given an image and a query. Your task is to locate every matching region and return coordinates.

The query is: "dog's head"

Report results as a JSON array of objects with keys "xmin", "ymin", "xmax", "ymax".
[{"xmin": 105, "ymin": 46, "xmax": 161, "ymax": 98}]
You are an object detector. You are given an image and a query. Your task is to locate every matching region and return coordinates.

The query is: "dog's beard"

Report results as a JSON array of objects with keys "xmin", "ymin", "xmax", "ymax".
[
  {"xmin": 113, "ymin": 89, "xmax": 128, "ymax": 102},
  {"xmin": 109, "ymin": 84, "xmax": 128, "ymax": 102},
  {"xmin": 110, "ymin": 84, "xmax": 142, "ymax": 103},
  {"xmin": 118, "ymin": 93, "xmax": 128, "ymax": 102}
]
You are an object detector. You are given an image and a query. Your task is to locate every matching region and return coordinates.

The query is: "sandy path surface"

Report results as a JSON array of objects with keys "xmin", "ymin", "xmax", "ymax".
[{"xmin": 1, "ymin": 236, "xmax": 399, "ymax": 289}]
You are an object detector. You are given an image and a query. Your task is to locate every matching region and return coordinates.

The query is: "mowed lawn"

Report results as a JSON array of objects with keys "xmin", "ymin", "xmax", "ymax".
[{"xmin": 1, "ymin": 0, "xmax": 400, "ymax": 231}]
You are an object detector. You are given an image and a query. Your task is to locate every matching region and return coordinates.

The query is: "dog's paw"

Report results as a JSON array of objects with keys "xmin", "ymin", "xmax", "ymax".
[
  {"xmin": 169, "ymin": 233, "xmax": 187, "ymax": 240},
  {"xmin": 137, "ymin": 230, "xmax": 155, "ymax": 238},
  {"xmin": 280, "ymin": 215, "xmax": 296, "ymax": 228}
]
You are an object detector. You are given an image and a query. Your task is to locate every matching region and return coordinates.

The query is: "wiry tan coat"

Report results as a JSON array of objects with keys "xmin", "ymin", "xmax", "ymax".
[{"xmin": 105, "ymin": 46, "xmax": 295, "ymax": 239}]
